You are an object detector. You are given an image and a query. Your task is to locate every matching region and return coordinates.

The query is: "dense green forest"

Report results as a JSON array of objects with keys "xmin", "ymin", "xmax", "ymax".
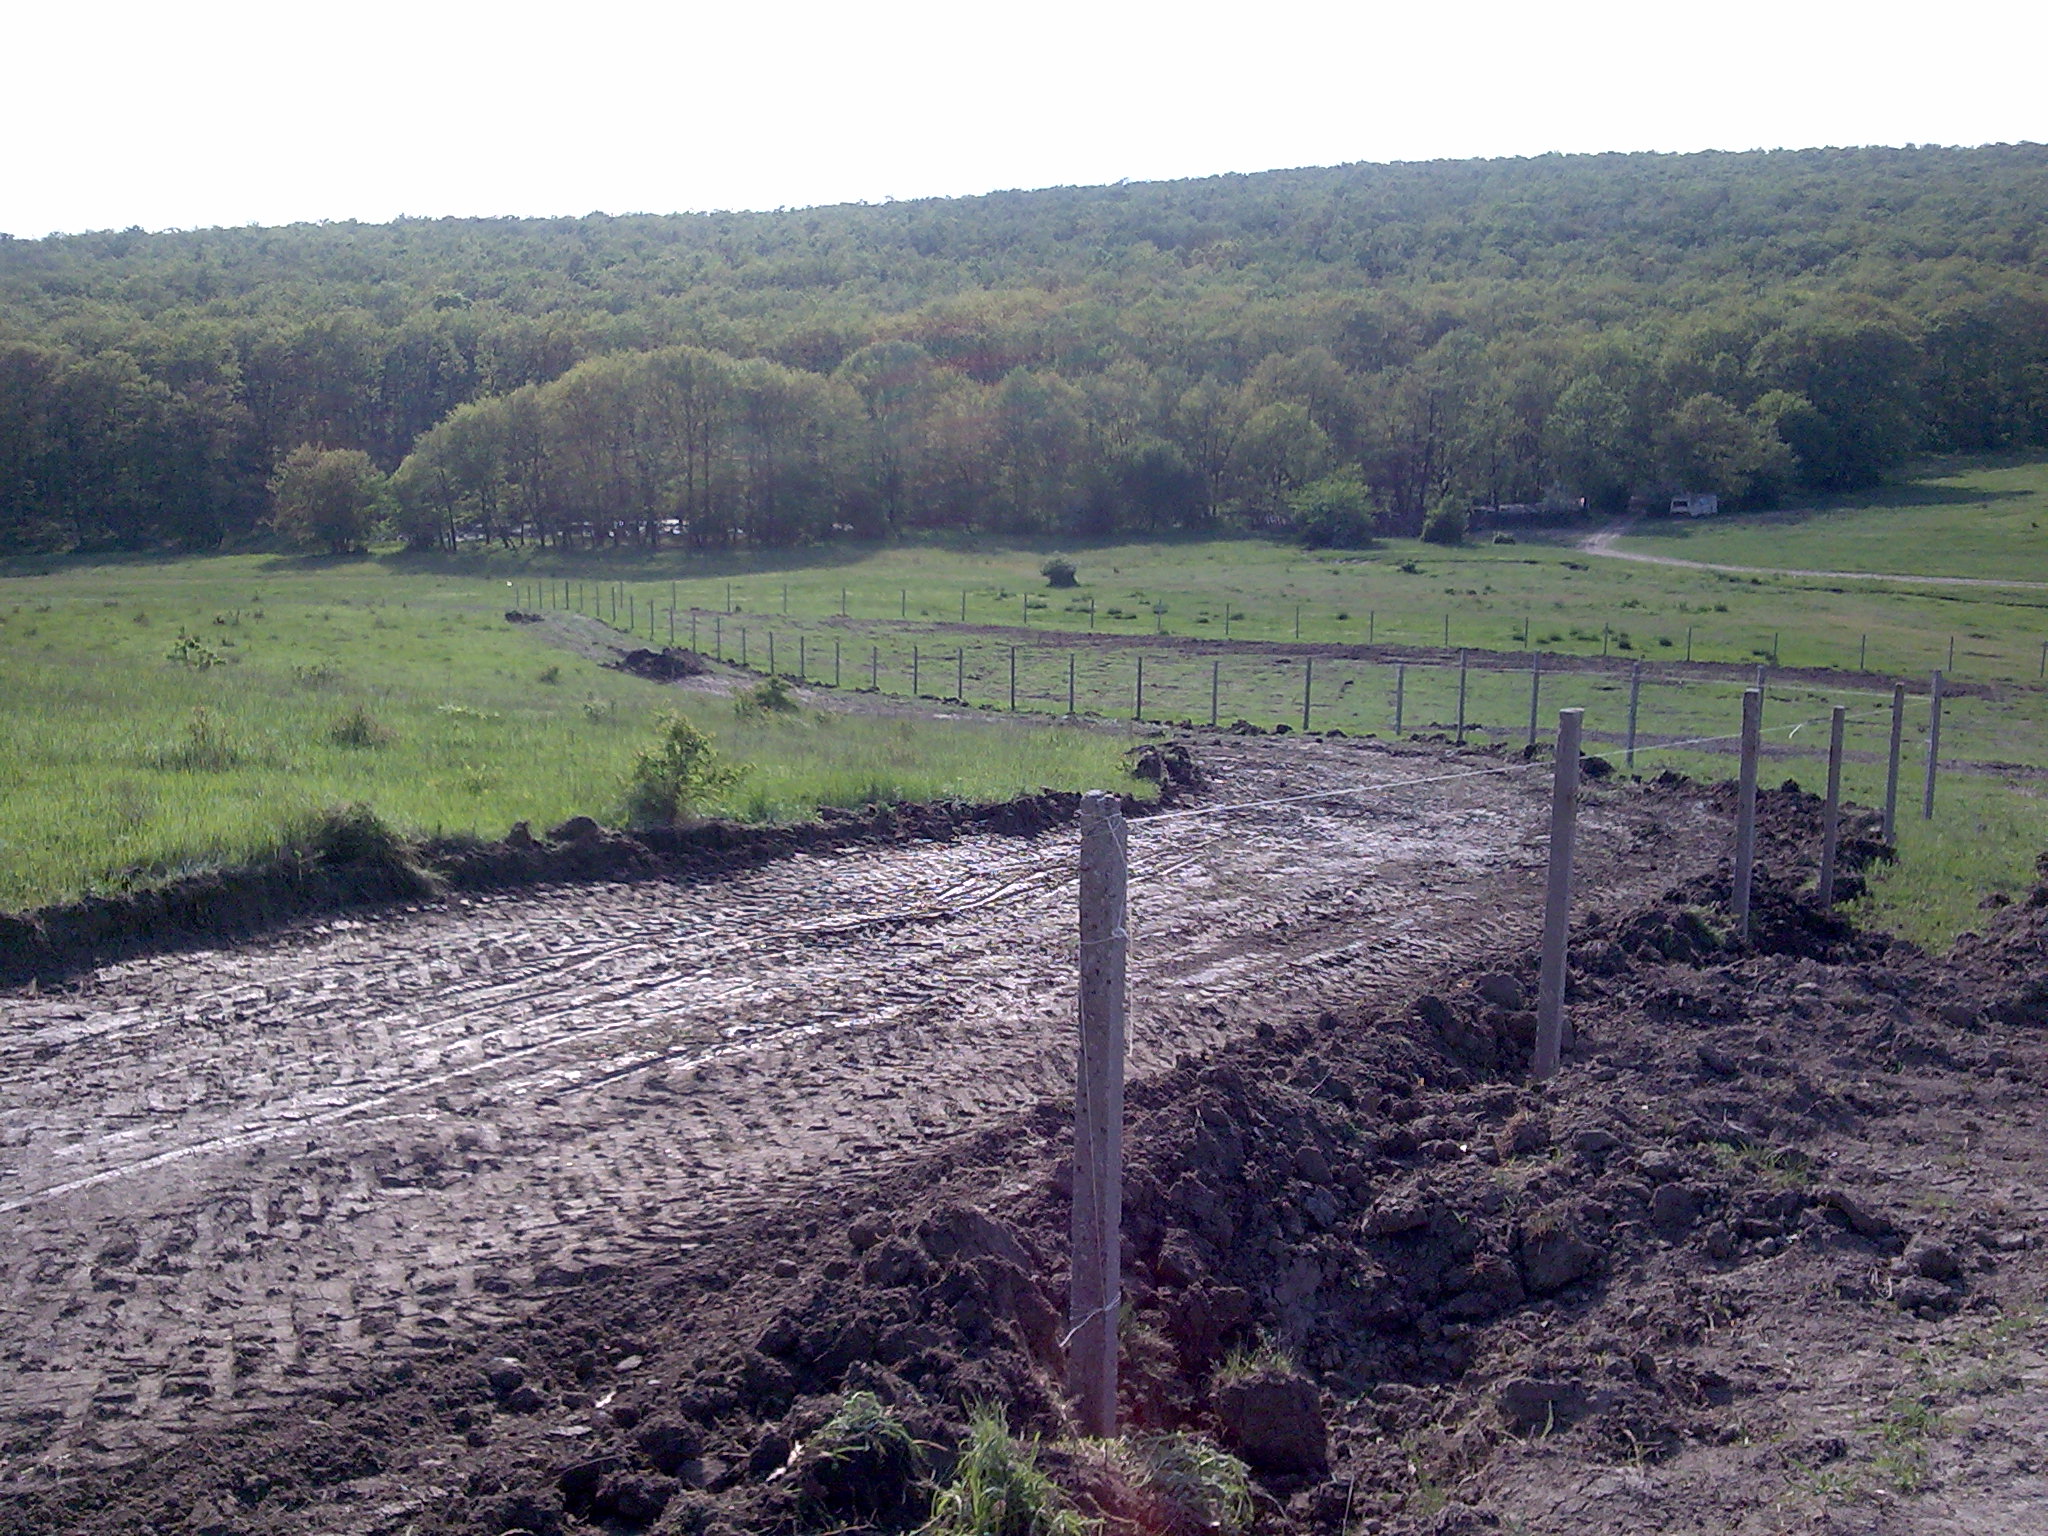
[{"xmin": 4, "ymin": 143, "xmax": 2046, "ymax": 554}]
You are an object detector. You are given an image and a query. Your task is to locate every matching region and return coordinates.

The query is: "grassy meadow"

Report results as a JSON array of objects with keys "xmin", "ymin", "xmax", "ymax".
[
  {"xmin": 6, "ymin": 455, "xmax": 2048, "ymax": 946},
  {"xmin": 0, "ymin": 557, "xmax": 1142, "ymax": 913},
  {"xmin": 1611, "ymin": 456, "xmax": 2048, "ymax": 584},
  {"xmin": 500, "ymin": 458, "xmax": 2048, "ymax": 685}
]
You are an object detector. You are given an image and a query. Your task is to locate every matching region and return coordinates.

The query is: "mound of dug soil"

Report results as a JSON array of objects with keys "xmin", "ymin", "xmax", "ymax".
[{"xmin": 610, "ymin": 647, "xmax": 711, "ymax": 681}]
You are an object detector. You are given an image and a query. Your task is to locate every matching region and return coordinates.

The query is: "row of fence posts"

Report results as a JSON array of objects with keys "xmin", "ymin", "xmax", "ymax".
[
  {"xmin": 546, "ymin": 583, "xmax": 1961, "ymax": 824},
  {"xmin": 509, "ymin": 579, "xmax": 2045, "ymax": 679},
  {"xmin": 1063, "ymin": 671, "xmax": 1948, "ymax": 1433}
]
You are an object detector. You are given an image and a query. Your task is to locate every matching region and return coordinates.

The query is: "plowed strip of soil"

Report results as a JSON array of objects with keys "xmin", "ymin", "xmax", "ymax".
[{"xmin": 0, "ymin": 735, "xmax": 1715, "ymax": 1478}]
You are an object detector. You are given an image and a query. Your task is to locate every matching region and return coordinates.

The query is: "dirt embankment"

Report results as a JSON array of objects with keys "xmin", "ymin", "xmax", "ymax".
[{"xmin": 0, "ymin": 788, "xmax": 1148, "ymax": 990}]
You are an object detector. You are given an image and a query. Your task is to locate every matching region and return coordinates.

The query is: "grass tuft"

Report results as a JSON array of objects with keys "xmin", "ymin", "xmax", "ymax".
[
  {"xmin": 922, "ymin": 1408, "xmax": 1088, "ymax": 1536},
  {"xmin": 328, "ymin": 702, "xmax": 394, "ymax": 749}
]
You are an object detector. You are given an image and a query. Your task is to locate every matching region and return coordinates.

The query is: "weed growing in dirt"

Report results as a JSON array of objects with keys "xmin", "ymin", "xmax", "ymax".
[
  {"xmin": 799, "ymin": 1390, "xmax": 930, "ymax": 1529},
  {"xmin": 622, "ymin": 714, "xmax": 744, "ymax": 828},
  {"xmin": 1090, "ymin": 1432, "xmax": 1255, "ymax": 1536},
  {"xmin": 1212, "ymin": 1339, "xmax": 1300, "ymax": 1386},
  {"xmin": 920, "ymin": 1408, "xmax": 1087, "ymax": 1536},
  {"xmin": 1710, "ymin": 1142, "xmax": 1814, "ymax": 1189},
  {"xmin": 1873, "ymin": 1395, "xmax": 1943, "ymax": 1491}
]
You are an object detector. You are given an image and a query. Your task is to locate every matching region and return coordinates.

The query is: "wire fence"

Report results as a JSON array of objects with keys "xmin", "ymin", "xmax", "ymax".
[
  {"xmin": 510, "ymin": 576, "xmax": 2048, "ymax": 687},
  {"xmin": 540, "ymin": 586, "xmax": 2024, "ymax": 811}
]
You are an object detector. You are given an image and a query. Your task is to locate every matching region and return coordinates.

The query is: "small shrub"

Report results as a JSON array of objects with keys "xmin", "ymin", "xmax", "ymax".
[
  {"xmin": 623, "ymin": 712, "xmax": 743, "ymax": 827},
  {"xmin": 1041, "ymin": 555, "xmax": 1079, "ymax": 588},
  {"xmin": 1397, "ymin": 560, "xmax": 1421, "ymax": 575},
  {"xmin": 329, "ymin": 703, "xmax": 393, "ymax": 749},
  {"xmin": 735, "ymin": 674, "xmax": 800, "ymax": 717},
  {"xmin": 583, "ymin": 694, "xmax": 620, "ymax": 723},
  {"xmin": 166, "ymin": 630, "xmax": 223, "ymax": 669},
  {"xmin": 296, "ymin": 803, "xmax": 438, "ymax": 895},
  {"xmin": 537, "ymin": 664, "xmax": 562, "ymax": 685}
]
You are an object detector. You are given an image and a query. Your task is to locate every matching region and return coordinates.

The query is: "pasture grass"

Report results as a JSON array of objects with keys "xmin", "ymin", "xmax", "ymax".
[
  {"xmin": 9, "ymin": 453, "xmax": 2048, "ymax": 946},
  {"xmin": 0, "ymin": 557, "xmax": 1142, "ymax": 912},
  {"xmin": 495, "ymin": 461, "xmax": 2048, "ymax": 683},
  {"xmin": 1612, "ymin": 455, "xmax": 2048, "ymax": 585}
]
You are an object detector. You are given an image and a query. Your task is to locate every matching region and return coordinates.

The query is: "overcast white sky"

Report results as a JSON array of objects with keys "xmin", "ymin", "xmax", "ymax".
[{"xmin": 6, "ymin": 0, "xmax": 2043, "ymax": 238}]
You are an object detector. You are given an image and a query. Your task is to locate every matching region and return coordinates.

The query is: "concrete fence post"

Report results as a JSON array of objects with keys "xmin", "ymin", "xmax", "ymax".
[
  {"xmin": 1625, "ymin": 660, "xmax": 1642, "ymax": 771},
  {"xmin": 1527, "ymin": 655, "xmax": 1541, "ymax": 750},
  {"xmin": 1733, "ymin": 688, "xmax": 1763, "ymax": 941},
  {"xmin": 1532, "ymin": 707, "xmax": 1584, "ymax": 1081},
  {"xmin": 1883, "ymin": 681, "xmax": 1905, "ymax": 844},
  {"xmin": 1923, "ymin": 670, "xmax": 1945, "ymax": 820},
  {"xmin": 1071, "ymin": 791, "xmax": 1127, "ymax": 1439},
  {"xmin": 1819, "ymin": 705, "xmax": 1846, "ymax": 907}
]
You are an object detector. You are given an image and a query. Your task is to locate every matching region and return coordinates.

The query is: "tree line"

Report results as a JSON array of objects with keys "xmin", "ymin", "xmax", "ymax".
[{"xmin": 4, "ymin": 143, "xmax": 2047, "ymax": 554}]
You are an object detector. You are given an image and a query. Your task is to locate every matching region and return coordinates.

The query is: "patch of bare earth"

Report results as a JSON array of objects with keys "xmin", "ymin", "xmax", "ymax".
[{"xmin": 4, "ymin": 732, "xmax": 2044, "ymax": 1536}]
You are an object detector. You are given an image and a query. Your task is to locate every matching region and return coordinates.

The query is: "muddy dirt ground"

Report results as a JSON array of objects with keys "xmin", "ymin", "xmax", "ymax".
[{"xmin": 3, "ymin": 725, "xmax": 2047, "ymax": 1535}]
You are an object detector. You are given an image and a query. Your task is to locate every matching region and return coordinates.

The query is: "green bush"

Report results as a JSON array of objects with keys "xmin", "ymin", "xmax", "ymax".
[
  {"xmin": 1290, "ymin": 470, "xmax": 1378, "ymax": 549},
  {"xmin": 1041, "ymin": 555, "xmax": 1079, "ymax": 588},
  {"xmin": 735, "ymin": 674, "xmax": 800, "ymax": 716},
  {"xmin": 799, "ymin": 1391, "xmax": 929, "ymax": 1529},
  {"xmin": 1421, "ymin": 500, "xmax": 1468, "ymax": 546},
  {"xmin": 623, "ymin": 712, "xmax": 743, "ymax": 827}
]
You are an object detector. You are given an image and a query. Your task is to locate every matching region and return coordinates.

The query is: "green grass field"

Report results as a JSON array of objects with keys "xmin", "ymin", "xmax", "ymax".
[
  {"xmin": 485, "ymin": 462, "xmax": 2048, "ymax": 684},
  {"xmin": 0, "ymin": 558, "xmax": 1142, "ymax": 913},
  {"xmin": 1612, "ymin": 456, "xmax": 2048, "ymax": 584},
  {"xmin": 7, "ymin": 456, "xmax": 2048, "ymax": 948}
]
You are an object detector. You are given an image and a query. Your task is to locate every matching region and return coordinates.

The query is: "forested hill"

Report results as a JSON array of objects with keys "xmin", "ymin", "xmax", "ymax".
[{"xmin": 4, "ymin": 143, "xmax": 2047, "ymax": 554}]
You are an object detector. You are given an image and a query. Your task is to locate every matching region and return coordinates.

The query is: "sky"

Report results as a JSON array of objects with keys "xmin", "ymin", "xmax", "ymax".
[{"xmin": 6, "ymin": 0, "xmax": 2044, "ymax": 239}]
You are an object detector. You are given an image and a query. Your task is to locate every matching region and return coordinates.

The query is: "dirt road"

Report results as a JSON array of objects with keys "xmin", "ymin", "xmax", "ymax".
[{"xmin": 0, "ymin": 735, "xmax": 1717, "ymax": 1479}]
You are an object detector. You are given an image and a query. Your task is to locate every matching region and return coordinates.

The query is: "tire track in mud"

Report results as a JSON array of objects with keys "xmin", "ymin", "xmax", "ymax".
[{"xmin": 0, "ymin": 736, "xmax": 1715, "ymax": 1475}]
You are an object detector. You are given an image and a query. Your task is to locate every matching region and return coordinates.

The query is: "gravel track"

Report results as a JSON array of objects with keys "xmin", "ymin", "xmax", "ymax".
[{"xmin": 0, "ymin": 735, "xmax": 1717, "ymax": 1476}]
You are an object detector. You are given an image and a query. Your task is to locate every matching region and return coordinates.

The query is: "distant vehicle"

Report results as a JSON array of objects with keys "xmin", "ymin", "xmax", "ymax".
[{"xmin": 1671, "ymin": 492, "xmax": 1720, "ymax": 518}]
